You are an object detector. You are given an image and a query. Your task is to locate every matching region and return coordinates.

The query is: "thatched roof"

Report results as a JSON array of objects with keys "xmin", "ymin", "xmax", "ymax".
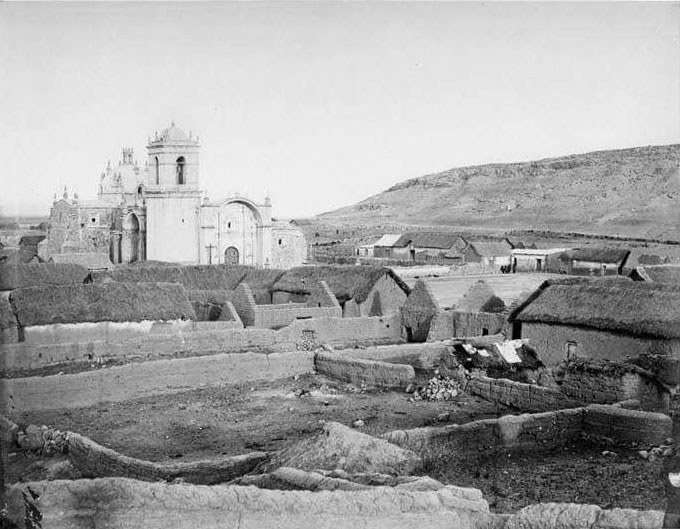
[
  {"xmin": 10, "ymin": 282, "xmax": 196, "ymax": 326},
  {"xmin": 19, "ymin": 234, "xmax": 46, "ymax": 246},
  {"xmin": 405, "ymin": 232, "xmax": 461, "ymax": 250},
  {"xmin": 272, "ymin": 265, "xmax": 410, "ymax": 303},
  {"xmin": 233, "ymin": 266, "xmax": 285, "ymax": 290},
  {"xmin": 0, "ymin": 249, "xmax": 39, "ymax": 265},
  {"xmin": 635, "ymin": 265, "xmax": 680, "ymax": 284},
  {"xmin": 571, "ymin": 247, "xmax": 630, "ymax": 265},
  {"xmin": 466, "ymin": 240, "xmax": 513, "ymax": 258},
  {"xmin": 513, "ymin": 281, "xmax": 680, "ymax": 339},
  {"xmin": 50, "ymin": 252, "xmax": 113, "ymax": 270},
  {"xmin": 457, "ymin": 280, "xmax": 506, "ymax": 313},
  {"xmin": 0, "ymin": 262, "xmax": 88, "ymax": 291},
  {"xmin": 88, "ymin": 265, "xmax": 247, "ymax": 290},
  {"xmin": 186, "ymin": 289, "xmax": 236, "ymax": 306}
]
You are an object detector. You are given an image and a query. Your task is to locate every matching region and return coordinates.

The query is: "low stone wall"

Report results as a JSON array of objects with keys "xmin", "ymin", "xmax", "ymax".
[
  {"xmin": 383, "ymin": 405, "xmax": 673, "ymax": 455},
  {"xmin": 6, "ymin": 477, "xmax": 492, "ymax": 529},
  {"xmin": 315, "ymin": 352, "xmax": 416, "ymax": 388},
  {"xmin": 67, "ymin": 432, "xmax": 267, "ymax": 485},
  {"xmin": 1, "ymin": 350, "xmax": 315, "ymax": 413}
]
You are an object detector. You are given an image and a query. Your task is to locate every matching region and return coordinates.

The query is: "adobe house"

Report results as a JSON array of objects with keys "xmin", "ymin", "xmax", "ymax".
[
  {"xmin": 401, "ymin": 274, "xmax": 551, "ymax": 341},
  {"xmin": 371, "ymin": 232, "xmax": 465, "ymax": 262},
  {"xmin": 270, "ymin": 265, "xmax": 410, "ymax": 317},
  {"xmin": 547, "ymin": 247, "xmax": 630, "ymax": 276},
  {"xmin": 462, "ymin": 240, "xmax": 513, "ymax": 268},
  {"xmin": 509, "ymin": 280, "xmax": 680, "ymax": 366},
  {"xmin": 511, "ymin": 247, "xmax": 572, "ymax": 273}
]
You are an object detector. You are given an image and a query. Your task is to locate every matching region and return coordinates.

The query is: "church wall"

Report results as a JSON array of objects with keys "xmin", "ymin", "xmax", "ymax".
[
  {"xmin": 146, "ymin": 195, "xmax": 201, "ymax": 263},
  {"xmin": 271, "ymin": 226, "xmax": 307, "ymax": 269}
]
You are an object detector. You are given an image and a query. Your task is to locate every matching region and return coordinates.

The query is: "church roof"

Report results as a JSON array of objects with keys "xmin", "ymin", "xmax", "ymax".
[{"xmin": 160, "ymin": 121, "xmax": 191, "ymax": 142}]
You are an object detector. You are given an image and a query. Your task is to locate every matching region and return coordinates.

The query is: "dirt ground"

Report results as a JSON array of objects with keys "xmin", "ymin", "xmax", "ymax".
[{"xmin": 7, "ymin": 373, "xmax": 669, "ymax": 513}]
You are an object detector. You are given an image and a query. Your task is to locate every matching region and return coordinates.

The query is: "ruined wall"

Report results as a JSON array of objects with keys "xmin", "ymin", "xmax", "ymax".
[
  {"xmin": 559, "ymin": 370, "xmax": 669, "ymax": 412},
  {"xmin": 520, "ymin": 322, "xmax": 680, "ymax": 366}
]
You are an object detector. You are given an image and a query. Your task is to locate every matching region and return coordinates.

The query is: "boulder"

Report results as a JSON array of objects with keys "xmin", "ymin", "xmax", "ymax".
[{"xmin": 264, "ymin": 421, "xmax": 422, "ymax": 475}]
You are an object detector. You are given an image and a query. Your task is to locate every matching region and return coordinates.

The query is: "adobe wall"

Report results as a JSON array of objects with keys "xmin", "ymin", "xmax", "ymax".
[
  {"xmin": 359, "ymin": 274, "xmax": 409, "ymax": 317},
  {"xmin": 520, "ymin": 322, "xmax": 680, "ymax": 366},
  {"xmin": 18, "ymin": 319, "xmax": 243, "ymax": 345},
  {"xmin": 384, "ymin": 405, "xmax": 672, "ymax": 455},
  {"xmin": 315, "ymin": 352, "xmax": 415, "ymax": 388},
  {"xmin": 254, "ymin": 305, "xmax": 342, "ymax": 329},
  {"xmin": 1, "ymin": 350, "xmax": 315, "ymax": 413},
  {"xmin": 6, "ymin": 478, "xmax": 493, "ymax": 529},
  {"xmin": 450, "ymin": 311, "xmax": 506, "ymax": 339},
  {"xmin": 401, "ymin": 281, "xmax": 439, "ymax": 342},
  {"xmin": 232, "ymin": 283, "xmax": 257, "ymax": 326},
  {"xmin": 331, "ymin": 342, "xmax": 448, "ymax": 371},
  {"xmin": 67, "ymin": 431, "xmax": 267, "ymax": 485},
  {"xmin": 460, "ymin": 374, "xmax": 577, "ymax": 413},
  {"xmin": 560, "ymin": 370, "xmax": 670, "ymax": 412}
]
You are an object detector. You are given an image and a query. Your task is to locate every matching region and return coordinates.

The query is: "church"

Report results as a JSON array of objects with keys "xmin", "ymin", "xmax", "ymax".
[{"xmin": 41, "ymin": 122, "xmax": 307, "ymax": 268}]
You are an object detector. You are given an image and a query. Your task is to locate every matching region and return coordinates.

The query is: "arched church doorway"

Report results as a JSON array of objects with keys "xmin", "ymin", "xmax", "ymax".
[
  {"xmin": 224, "ymin": 246, "xmax": 239, "ymax": 265},
  {"xmin": 122, "ymin": 213, "xmax": 140, "ymax": 263}
]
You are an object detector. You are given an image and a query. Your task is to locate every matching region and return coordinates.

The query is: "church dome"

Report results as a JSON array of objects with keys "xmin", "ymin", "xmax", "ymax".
[{"xmin": 160, "ymin": 121, "xmax": 191, "ymax": 142}]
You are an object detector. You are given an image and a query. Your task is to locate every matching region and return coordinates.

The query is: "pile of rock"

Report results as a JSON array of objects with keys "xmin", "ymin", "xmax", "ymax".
[
  {"xmin": 412, "ymin": 376, "xmax": 461, "ymax": 402},
  {"xmin": 17, "ymin": 425, "xmax": 68, "ymax": 455},
  {"xmin": 639, "ymin": 440, "xmax": 674, "ymax": 461}
]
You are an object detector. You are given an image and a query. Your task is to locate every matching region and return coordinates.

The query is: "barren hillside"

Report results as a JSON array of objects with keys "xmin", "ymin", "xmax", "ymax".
[{"xmin": 320, "ymin": 144, "xmax": 680, "ymax": 240}]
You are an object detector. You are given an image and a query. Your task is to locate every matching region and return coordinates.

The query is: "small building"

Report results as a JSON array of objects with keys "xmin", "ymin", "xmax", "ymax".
[
  {"xmin": 271, "ymin": 265, "xmax": 410, "ymax": 317},
  {"xmin": 372, "ymin": 232, "xmax": 465, "ymax": 262},
  {"xmin": 548, "ymin": 247, "xmax": 630, "ymax": 276},
  {"xmin": 401, "ymin": 274, "xmax": 552, "ymax": 342},
  {"xmin": 462, "ymin": 240, "xmax": 513, "ymax": 268},
  {"xmin": 511, "ymin": 247, "xmax": 572, "ymax": 273},
  {"xmin": 509, "ymin": 280, "xmax": 680, "ymax": 366}
]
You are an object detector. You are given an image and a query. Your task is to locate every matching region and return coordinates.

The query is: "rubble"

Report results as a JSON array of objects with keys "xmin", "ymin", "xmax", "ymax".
[{"xmin": 412, "ymin": 375, "xmax": 461, "ymax": 402}]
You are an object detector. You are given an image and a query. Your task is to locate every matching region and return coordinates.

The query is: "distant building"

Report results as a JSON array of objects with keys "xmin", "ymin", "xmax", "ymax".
[
  {"xmin": 41, "ymin": 122, "xmax": 306, "ymax": 268},
  {"xmin": 511, "ymin": 247, "xmax": 572, "ymax": 273}
]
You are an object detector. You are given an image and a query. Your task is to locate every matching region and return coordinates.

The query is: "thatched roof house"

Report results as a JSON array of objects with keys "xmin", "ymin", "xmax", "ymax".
[
  {"xmin": 10, "ymin": 282, "xmax": 196, "ymax": 327},
  {"xmin": 463, "ymin": 240, "xmax": 513, "ymax": 264},
  {"xmin": 0, "ymin": 262, "xmax": 89, "ymax": 291},
  {"xmin": 509, "ymin": 280, "xmax": 680, "ymax": 365},
  {"xmin": 49, "ymin": 252, "xmax": 114, "ymax": 270},
  {"xmin": 271, "ymin": 265, "xmax": 410, "ymax": 317}
]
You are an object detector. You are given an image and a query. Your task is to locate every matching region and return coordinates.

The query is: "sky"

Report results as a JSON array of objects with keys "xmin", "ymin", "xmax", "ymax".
[{"xmin": 1, "ymin": 2, "xmax": 678, "ymax": 219}]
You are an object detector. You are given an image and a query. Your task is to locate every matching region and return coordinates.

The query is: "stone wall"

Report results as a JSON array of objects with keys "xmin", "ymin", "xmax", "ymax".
[{"xmin": 520, "ymin": 322, "xmax": 680, "ymax": 366}]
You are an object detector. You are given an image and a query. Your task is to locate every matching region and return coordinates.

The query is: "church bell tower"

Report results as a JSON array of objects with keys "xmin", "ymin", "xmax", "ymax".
[{"xmin": 143, "ymin": 122, "xmax": 203, "ymax": 263}]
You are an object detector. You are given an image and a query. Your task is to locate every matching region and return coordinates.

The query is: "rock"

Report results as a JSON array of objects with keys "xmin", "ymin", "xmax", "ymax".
[
  {"xmin": 18, "ymin": 425, "xmax": 45, "ymax": 451},
  {"xmin": 353, "ymin": 420, "xmax": 365, "ymax": 428},
  {"xmin": 405, "ymin": 383, "xmax": 416, "ymax": 394},
  {"xmin": 263, "ymin": 421, "xmax": 422, "ymax": 475},
  {"xmin": 639, "ymin": 450, "xmax": 649, "ymax": 459}
]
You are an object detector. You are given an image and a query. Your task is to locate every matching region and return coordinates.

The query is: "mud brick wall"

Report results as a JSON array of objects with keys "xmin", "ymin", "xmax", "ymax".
[
  {"xmin": 254, "ymin": 304, "xmax": 342, "ymax": 330},
  {"xmin": 559, "ymin": 371, "xmax": 669, "ymax": 412},
  {"xmin": 67, "ymin": 432, "xmax": 267, "ymax": 485},
  {"xmin": 383, "ymin": 408, "xmax": 584, "ymax": 455},
  {"xmin": 463, "ymin": 375, "xmax": 577, "ymax": 413},
  {"xmin": 582, "ymin": 404, "xmax": 672, "ymax": 446},
  {"xmin": 1, "ymin": 350, "xmax": 315, "ymax": 413},
  {"xmin": 450, "ymin": 311, "xmax": 507, "ymax": 339},
  {"xmin": 332, "ymin": 343, "xmax": 448, "ymax": 371},
  {"xmin": 315, "ymin": 351, "xmax": 416, "ymax": 388}
]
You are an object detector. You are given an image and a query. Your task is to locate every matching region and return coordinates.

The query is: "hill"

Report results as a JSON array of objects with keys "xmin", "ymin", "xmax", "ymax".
[{"xmin": 319, "ymin": 144, "xmax": 680, "ymax": 240}]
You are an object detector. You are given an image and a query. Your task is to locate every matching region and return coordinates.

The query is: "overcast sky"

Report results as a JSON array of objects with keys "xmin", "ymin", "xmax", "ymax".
[{"xmin": 1, "ymin": 2, "xmax": 678, "ymax": 219}]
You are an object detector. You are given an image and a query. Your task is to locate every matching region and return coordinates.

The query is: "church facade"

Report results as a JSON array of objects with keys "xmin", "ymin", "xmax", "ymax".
[{"xmin": 41, "ymin": 123, "xmax": 307, "ymax": 268}]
